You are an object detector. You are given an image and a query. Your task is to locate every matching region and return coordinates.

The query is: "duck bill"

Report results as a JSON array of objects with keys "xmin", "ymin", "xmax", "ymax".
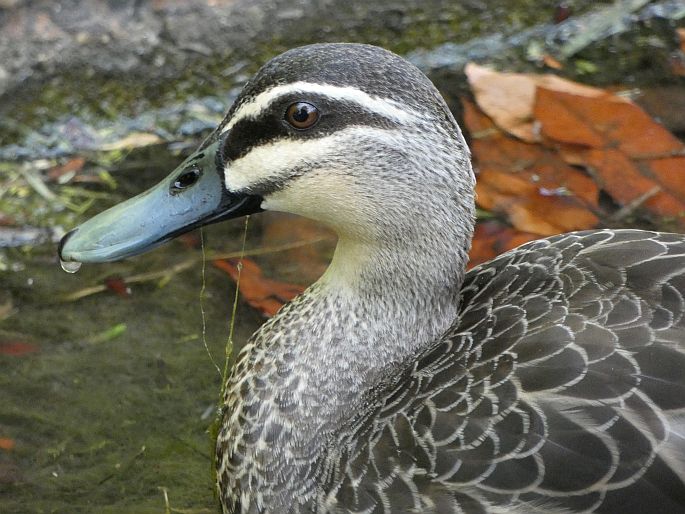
[{"xmin": 58, "ymin": 142, "xmax": 263, "ymax": 264}]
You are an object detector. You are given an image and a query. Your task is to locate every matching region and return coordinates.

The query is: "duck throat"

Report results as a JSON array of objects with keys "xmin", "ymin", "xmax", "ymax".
[{"xmin": 216, "ymin": 212, "xmax": 474, "ymax": 511}]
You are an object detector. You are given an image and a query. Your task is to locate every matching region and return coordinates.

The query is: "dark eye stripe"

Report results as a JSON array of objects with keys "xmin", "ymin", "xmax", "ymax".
[{"xmin": 219, "ymin": 93, "xmax": 403, "ymax": 164}]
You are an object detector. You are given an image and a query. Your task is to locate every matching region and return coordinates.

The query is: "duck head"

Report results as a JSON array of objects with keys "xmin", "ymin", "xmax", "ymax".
[{"xmin": 59, "ymin": 43, "xmax": 475, "ymax": 268}]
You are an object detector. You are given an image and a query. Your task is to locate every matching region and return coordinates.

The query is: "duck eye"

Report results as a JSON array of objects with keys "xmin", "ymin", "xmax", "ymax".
[
  {"xmin": 171, "ymin": 165, "xmax": 201, "ymax": 194},
  {"xmin": 285, "ymin": 102, "xmax": 319, "ymax": 130}
]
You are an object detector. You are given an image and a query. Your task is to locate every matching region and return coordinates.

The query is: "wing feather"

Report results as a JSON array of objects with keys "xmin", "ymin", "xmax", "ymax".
[{"xmin": 319, "ymin": 230, "xmax": 685, "ymax": 513}]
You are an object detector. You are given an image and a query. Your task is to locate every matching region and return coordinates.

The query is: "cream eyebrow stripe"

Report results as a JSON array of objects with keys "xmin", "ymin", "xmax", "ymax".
[
  {"xmin": 221, "ymin": 81, "xmax": 419, "ymax": 134},
  {"xmin": 223, "ymin": 126, "xmax": 405, "ymax": 192}
]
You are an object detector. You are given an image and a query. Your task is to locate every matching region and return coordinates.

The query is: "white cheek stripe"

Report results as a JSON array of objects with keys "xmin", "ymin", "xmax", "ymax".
[
  {"xmin": 223, "ymin": 126, "xmax": 405, "ymax": 192},
  {"xmin": 223, "ymin": 133, "xmax": 341, "ymax": 192},
  {"xmin": 221, "ymin": 82, "xmax": 418, "ymax": 134}
]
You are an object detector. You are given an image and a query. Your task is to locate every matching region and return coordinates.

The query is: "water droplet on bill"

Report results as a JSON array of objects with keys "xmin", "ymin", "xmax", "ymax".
[{"xmin": 60, "ymin": 259, "xmax": 82, "ymax": 274}]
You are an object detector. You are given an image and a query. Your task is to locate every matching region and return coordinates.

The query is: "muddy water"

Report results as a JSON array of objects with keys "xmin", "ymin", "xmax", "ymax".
[{"xmin": 0, "ymin": 153, "xmax": 333, "ymax": 513}]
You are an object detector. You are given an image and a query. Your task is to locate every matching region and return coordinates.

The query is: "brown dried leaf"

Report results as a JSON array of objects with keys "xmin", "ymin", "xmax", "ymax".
[
  {"xmin": 100, "ymin": 133, "xmax": 163, "ymax": 151},
  {"xmin": 213, "ymin": 258, "xmax": 305, "ymax": 317},
  {"xmin": 584, "ymin": 149, "xmax": 685, "ymax": 221},
  {"xmin": 535, "ymin": 87, "xmax": 684, "ymax": 157},
  {"xmin": 0, "ymin": 438, "xmax": 15, "ymax": 451},
  {"xmin": 47, "ymin": 157, "xmax": 86, "ymax": 182},
  {"xmin": 259, "ymin": 212, "xmax": 335, "ymax": 284},
  {"xmin": 542, "ymin": 54, "xmax": 563, "ymax": 70},
  {"xmin": 468, "ymin": 220, "xmax": 538, "ymax": 269},
  {"xmin": 0, "ymin": 341, "xmax": 39, "ymax": 356},
  {"xmin": 534, "ymin": 88, "xmax": 685, "ymax": 227},
  {"xmin": 465, "ymin": 63, "xmax": 608, "ymax": 142},
  {"xmin": 476, "ymin": 170, "xmax": 599, "ymax": 235},
  {"xmin": 463, "ymin": 100, "xmax": 599, "ymax": 236}
]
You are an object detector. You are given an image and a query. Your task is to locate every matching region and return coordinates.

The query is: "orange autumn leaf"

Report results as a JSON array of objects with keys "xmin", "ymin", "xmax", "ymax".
[
  {"xmin": 583, "ymin": 149, "xmax": 685, "ymax": 221},
  {"xmin": 535, "ymin": 87, "xmax": 685, "ymax": 157},
  {"xmin": 104, "ymin": 276, "xmax": 131, "ymax": 298},
  {"xmin": 259, "ymin": 212, "xmax": 335, "ymax": 284},
  {"xmin": 465, "ymin": 63, "xmax": 610, "ymax": 142},
  {"xmin": 47, "ymin": 157, "xmax": 86, "ymax": 181},
  {"xmin": 468, "ymin": 221, "xmax": 538, "ymax": 269},
  {"xmin": 464, "ymin": 100, "xmax": 599, "ymax": 205},
  {"xmin": 0, "ymin": 341, "xmax": 39, "ymax": 356},
  {"xmin": 542, "ymin": 54, "xmax": 563, "ymax": 70},
  {"xmin": 463, "ymin": 100, "xmax": 599, "ymax": 235},
  {"xmin": 213, "ymin": 258, "xmax": 305, "ymax": 317},
  {"xmin": 476, "ymin": 170, "xmax": 599, "ymax": 235},
  {"xmin": 0, "ymin": 438, "xmax": 15, "ymax": 451},
  {"xmin": 534, "ymin": 87, "xmax": 685, "ymax": 227},
  {"xmin": 177, "ymin": 232, "xmax": 202, "ymax": 249}
]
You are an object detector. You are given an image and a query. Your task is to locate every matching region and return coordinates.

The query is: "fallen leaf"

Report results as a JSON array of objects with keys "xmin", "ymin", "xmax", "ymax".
[
  {"xmin": 535, "ymin": 87, "xmax": 685, "ymax": 157},
  {"xmin": 259, "ymin": 212, "xmax": 335, "ymax": 284},
  {"xmin": 476, "ymin": 169, "xmax": 599, "ymax": 235},
  {"xmin": 177, "ymin": 232, "xmax": 202, "ymax": 249},
  {"xmin": 0, "ymin": 438, "xmax": 15, "ymax": 451},
  {"xmin": 542, "ymin": 54, "xmax": 563, "ymax": 70},
  {"xmin": 0, "ymin": 214, "xmax": 15, "ymax": 226},
  {"xmin": 468, "ymin": 221, "xmax": 538, "ymax": 269},
  {"xmin": 463, "ymin": 100, "xmax": 599, "ymax": 235},
  {"xmin": 100, "ymin": 132, "xmax": 163, "ymax": 151},
  {"xmin": 465, "ymin": 63, "xmax": 609, "ymax": 142},
  {"xmin": 0, "ymin": 341, "xmax": 39, "ymax": 356},
  {"xmin": 104, "ymin": 276, "xmax": 131, "ymax": 298},
  {"xmin": 213, "ymin": 258, "xmax": 305, "ymax": 317},
  {"xmin": 584, "ymin": 149, "xmax": 684, "ymax": 222},
  {"xmin": 671, "ymin": 55, "xmax": 685, "ymax": 77},
  {"xmin": 47, "ymin": 157, "xmax": 86, "ymax": 182},
  {"xmin": 534, "ymin": 87, "xmax": 685, "ymax": 227}
]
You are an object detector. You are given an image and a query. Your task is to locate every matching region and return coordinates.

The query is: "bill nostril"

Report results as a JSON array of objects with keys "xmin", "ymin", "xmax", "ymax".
[
  {"xmin": 171, "ymin": 166, "xmax": 202, "ymax": 194},
  {"xmin": 58, "ymin": 228, "xmax": 79, "ymax": 261}
]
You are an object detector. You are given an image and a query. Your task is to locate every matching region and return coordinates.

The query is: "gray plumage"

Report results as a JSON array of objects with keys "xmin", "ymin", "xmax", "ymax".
[
  {"xmin": 204, "ymin": 44, "xmax": 685, "ymax": 513},
  {"xmin": 56, "ymin": 42, "xmax": 685, "ymax": 513}
]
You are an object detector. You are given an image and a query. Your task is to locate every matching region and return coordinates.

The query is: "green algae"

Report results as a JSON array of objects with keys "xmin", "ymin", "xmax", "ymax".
[{"xmin": 0, "ymin": 219, "xmax": 264, "ymax": 513}]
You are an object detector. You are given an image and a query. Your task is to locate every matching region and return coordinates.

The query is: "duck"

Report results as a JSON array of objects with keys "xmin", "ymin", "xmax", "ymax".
[{"xmin": 58, "ymin": 43, "xmax": 685, "ymax": 513}]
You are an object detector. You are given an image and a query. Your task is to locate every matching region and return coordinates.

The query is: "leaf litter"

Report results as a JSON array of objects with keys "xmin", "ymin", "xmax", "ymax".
[
  {"xmin": 212, "ymin": 258, "xmax": 305, "ymax": 317},
  {"xmin": 464, "ymin": 63, "xmax": 685, "ymax": 267}
]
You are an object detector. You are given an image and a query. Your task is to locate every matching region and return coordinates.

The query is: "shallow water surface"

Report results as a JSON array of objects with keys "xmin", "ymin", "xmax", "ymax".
[
  {"xmin": 1, "ymin": 234, "xmax": 261, "ymax": 513},
  {"xmin": 0, "ymin": 153, "xmax": 333, "ymax": 513}
]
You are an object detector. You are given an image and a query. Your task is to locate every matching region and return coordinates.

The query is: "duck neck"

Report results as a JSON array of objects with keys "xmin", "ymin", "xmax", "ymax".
[
  {"xmin": 319, "ymin": 226, "xmax": 471, "ymax": 364},
  {"xmin": 217, "ymin": 205, "xmax": 474, "ymax": 509}
]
